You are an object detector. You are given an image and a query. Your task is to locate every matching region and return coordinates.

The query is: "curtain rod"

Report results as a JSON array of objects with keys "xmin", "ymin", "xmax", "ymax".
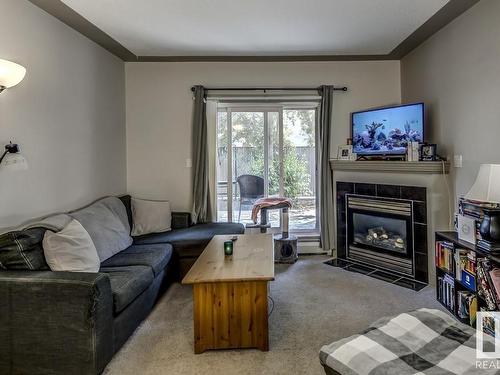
[{"xmin": 190, "ymin": 86, "xmax": 348, "ymax": 92}]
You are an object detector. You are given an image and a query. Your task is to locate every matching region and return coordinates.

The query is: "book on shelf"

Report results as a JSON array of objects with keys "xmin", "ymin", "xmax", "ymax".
[
  {"xmin": 477, "ymin": 239, "xmax": 500, "ymax": 254},
  {"xmin": 454, "ymin": 249, "xmax": 476, "ymax": 281},
  {"xmin": 461, "ymin": 271, "xmax": 476, "ymax": 291},
  {"xmin": 477, "ymin": 258, "xmax": 500, "ymax": 310},
  {"xmin": 459, "ymin": 197, "xmax": 500, "ymax": 214},
  {"xmin": 457, "ymin": 290, "xmax": 477, "ymax": 326},
  {"xmin": 437, "ymin": 274, "xmax": 455, "ymax": 311},
  {"xmin": 458, "ymin": 198, "xmax": 484, "ymax": 220},
  {"xmin": 488, "ymin": 268, "xmax": 500, "ymax": 303},
  {"xmin": 435, "ymin": 241, "xmax": 454, "ymax": 273}
]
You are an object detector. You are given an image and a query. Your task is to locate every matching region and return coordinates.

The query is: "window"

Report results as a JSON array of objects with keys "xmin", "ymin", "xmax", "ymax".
[{"xmin": 216, "ymin": 104, "xmax": 318, "ymax": 234}]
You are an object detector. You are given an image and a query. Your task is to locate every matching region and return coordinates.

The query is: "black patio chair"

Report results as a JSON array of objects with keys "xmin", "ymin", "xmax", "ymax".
[{"xmin": 236, "ymin": 174, "xmax": 264, "ymax": 222}]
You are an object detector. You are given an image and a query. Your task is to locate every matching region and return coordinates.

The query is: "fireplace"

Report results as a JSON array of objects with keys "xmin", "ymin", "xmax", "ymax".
[
  {"xmin": 346, "ymin": 195, "xmax": 414, "ymax": 276},
  {"xmin": 331, "ymin": 182, "xmax": 428, "ymax": 289}
]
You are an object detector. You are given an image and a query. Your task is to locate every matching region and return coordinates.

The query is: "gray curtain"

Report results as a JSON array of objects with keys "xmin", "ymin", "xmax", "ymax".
[
  {"xmin": 317, "ymin": 86, "xmax": 335, "ymax": 251},
  {"xmin": 191, "ymin": 85, "xmax": 212, "ymax": 224}
]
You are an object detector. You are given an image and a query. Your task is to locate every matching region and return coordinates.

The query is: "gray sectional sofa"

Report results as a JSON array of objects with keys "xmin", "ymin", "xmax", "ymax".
[{"xmin": 0, "ymin": 195, "xmax": 244, "ymax": 375}]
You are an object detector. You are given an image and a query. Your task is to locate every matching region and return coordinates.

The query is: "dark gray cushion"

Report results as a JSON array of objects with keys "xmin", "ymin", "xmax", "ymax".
[
  {"xmin": 70, "ymin": 197, "xmax": 133, "ymax": 262},
  {"xmin": 133, "ymin": 223, "xmax": 245, "ymax": 257},
  {"xmin": 100, "ymin": 265, "xmax": 153, "ymax": 314},
  {"xmin": 0, "ymin": 227, "xmax": 49, "ymax": 270},
  {"xmin": 112, "ymin": 271, "xmax": 164, "ymax": 351},
  {"xmin": 100, "ymin": 244, "xmax": 173, "ymax": 277}
]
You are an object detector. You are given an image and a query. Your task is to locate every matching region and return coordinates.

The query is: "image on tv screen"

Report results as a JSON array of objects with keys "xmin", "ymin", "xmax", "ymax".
[{"xmin": 352, "ymin": 103, "xmax": 423, "ymax": 155}]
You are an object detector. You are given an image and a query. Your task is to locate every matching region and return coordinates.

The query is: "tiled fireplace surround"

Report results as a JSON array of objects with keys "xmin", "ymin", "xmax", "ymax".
[{"xmin": 335, "ymin": 181, "xmax": 428, "ymax": 289}]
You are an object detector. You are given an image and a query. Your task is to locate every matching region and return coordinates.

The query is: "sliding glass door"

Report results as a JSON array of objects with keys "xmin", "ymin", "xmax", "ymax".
[{"xmin": 216, "ymin": 104, "xmax": 317, "ymax": 233}]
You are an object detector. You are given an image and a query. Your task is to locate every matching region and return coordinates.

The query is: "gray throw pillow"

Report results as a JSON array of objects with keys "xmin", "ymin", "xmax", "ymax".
[
  {"xmin": 70, "ymin": 197, "xmax": 133, "ymax": 262},
  {"xmin": 0, "ymin": 227, "xmax": 49, "ymax": 270},
  {"xmin": 131, "ymin": 198, "xmax": 172, "ymax": 236}
]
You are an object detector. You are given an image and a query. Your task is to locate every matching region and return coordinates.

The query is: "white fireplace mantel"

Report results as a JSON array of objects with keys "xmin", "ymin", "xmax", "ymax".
[{"xmin": 330, "ymin": 160, "xmax": 450, "ymax": 174}]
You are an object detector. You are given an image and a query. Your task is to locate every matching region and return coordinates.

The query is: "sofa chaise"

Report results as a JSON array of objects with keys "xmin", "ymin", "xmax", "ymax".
[{"xmin": 0, "ymin": 195, "xmax": 244, "ymax": 375}]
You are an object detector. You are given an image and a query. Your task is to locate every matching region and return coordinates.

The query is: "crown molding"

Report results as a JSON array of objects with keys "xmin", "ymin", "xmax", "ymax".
[
  {"xmin": 28, "ymin": 0, "xmax": 137, "ymax": 61},
  {"xmin": 389, "ymin": 0, "xmax": 481, "ymax": 59},
  {"xmin": 136, "ymin": 55, "xmax": 396, "ymax": 62},
  {"xmin": 29, "ymin": 0, "xmax": 480, "ymax": 63}
]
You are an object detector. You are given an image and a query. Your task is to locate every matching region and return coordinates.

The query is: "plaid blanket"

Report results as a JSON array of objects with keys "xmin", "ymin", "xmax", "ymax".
[{"xmin": 319, "ymin": 308, "xmax": 498, "ymax": 375}]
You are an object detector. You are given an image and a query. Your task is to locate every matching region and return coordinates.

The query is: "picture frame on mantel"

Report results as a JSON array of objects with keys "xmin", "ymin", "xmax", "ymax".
[
  {"xmin": 420, "ymin": 144, "xmax": 437, "ymax": 161},
  {"xmin": 337, "ymin": 145, "xmax": 353, "ymax": 161}
]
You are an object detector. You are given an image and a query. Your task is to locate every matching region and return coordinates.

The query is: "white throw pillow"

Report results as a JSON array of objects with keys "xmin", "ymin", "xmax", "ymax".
[
  {"xmin": 131, "ymin": 198, "xmax": 172, "ymax": 236},
  {"xmin": 42, "ymin": 219, "xmax": 100, "ymax": 272}
]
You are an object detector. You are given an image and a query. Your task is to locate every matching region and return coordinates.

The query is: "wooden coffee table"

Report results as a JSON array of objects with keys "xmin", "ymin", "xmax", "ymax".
[{"xmin": 182, "ymin": 234, "xmax": 274, "ymax": 354}]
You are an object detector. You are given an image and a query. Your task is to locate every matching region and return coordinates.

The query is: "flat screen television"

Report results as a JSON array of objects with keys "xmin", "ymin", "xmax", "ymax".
[{"xmin": 351, "ymin": 103, "xmax": 424, "ymax": 156}]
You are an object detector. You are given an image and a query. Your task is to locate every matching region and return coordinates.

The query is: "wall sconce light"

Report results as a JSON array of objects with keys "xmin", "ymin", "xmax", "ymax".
[
  {"xmin": 0, "ymin": 142, "xmax": 28, "ymax": 171},
  {"xmin": 0, "ymin": 59, "xmax": 26, "ymax": 93}
]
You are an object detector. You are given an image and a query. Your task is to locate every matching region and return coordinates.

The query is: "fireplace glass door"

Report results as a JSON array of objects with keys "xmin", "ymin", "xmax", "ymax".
[
  {"xmin": 352, "ymin": 213, "xmax": 408, "ymax": 255},
  {"xmin": 346, "ymin": 195, "xmax": 414, "ymax": 260}
]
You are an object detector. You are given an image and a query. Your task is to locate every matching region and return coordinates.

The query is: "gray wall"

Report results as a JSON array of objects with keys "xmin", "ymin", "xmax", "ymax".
[
  {"xmin": 126, "ymin": 61, "xmax": 401, "ymax": 211},
  {"xmin": 0, "ymin": 0, "xmax": 127, "ymax": 228},
  {"xmin": 401, "ymin": 0, "xmax": 500, "ymax": 205}
]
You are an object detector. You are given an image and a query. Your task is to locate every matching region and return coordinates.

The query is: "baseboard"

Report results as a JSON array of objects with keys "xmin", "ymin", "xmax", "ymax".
[{"xmin": 298, "ymin": 241, "xmax": 325, "ymax": 254}]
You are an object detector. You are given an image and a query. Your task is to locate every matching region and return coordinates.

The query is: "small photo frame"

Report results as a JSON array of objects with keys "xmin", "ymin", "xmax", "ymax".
[
  {"xmin": 420, "ymin": 144, "xmax": 437, "ymax": 161},
  {"xmin": 338, "ymin": 145, "xmax": 353, "ymax": 160}
]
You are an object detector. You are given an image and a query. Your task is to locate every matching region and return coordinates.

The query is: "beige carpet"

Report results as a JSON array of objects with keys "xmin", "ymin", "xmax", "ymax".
[{"xmin": 103, "ymin": 256, "xmax": 443, "ymax": 375}]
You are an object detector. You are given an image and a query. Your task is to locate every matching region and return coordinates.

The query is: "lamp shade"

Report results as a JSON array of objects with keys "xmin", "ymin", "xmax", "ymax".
[
  {"xmin": 465, "ymin": 164, "xmax": 500, "ymax": 204},
  {"xmin": 0, "ymin": 59, "xmax": 26, "ymax": 89}
]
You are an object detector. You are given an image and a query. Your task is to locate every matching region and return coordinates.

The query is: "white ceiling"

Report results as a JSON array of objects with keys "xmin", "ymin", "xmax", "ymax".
[{"xmin": 61, "ymin": 0, "xmax": 450, "ymax": 57}]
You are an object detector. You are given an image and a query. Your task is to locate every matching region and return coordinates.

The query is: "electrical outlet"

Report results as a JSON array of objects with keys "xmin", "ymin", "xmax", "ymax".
[
  {"xmin": 185, "ymin": 158, "xmax": 192, "ymax": 168},
  {"xmin": 453, "ymin": 155, "xmax": 463, "ymax": 168}
]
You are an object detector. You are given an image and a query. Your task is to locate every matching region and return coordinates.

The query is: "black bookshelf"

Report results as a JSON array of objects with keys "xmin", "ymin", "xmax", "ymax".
[{"xmin": 435, "ymin": 231, "xmax": 500, "ymax": 327}]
